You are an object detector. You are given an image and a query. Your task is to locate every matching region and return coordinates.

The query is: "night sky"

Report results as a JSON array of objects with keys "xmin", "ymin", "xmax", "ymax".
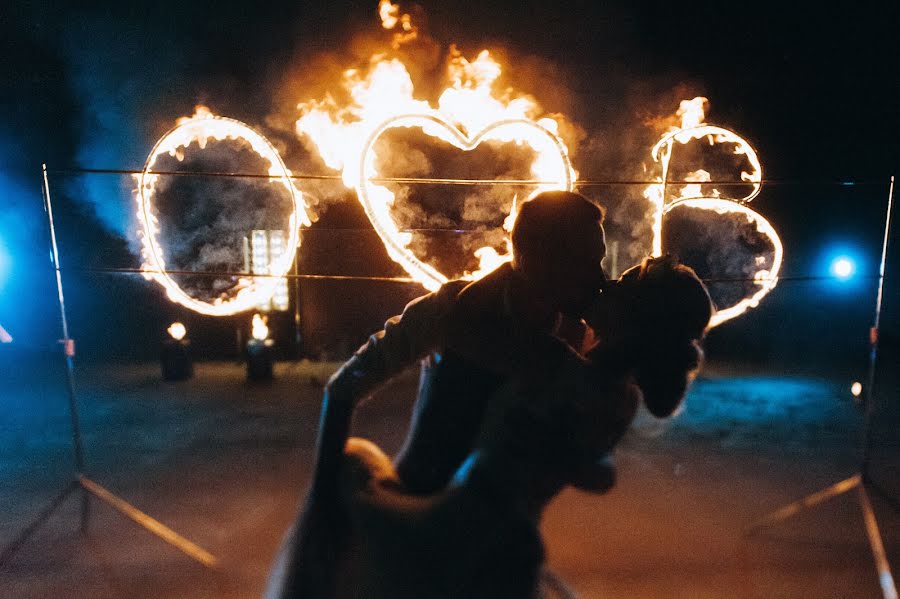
[{"xmin": 1, "ymin": 0, "xmax": 898, "ymax": 360}]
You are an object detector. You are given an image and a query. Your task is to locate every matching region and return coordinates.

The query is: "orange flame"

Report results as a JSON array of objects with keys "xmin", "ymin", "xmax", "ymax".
[
  {"xmin": 167, "ymin": 322, "xmax": 187, "ymax": 341},
  {"xmin": 296, "ymin": 44, "xmax": 574, "ymax": 290},
  {"xmin": 378, "ymin": 0, "xmax": 417, "ymax": 48},
  {"xmin": 251, "ymin": 313, "xmax": 270, "ymax": 341},
  {"xmin": 136, "ymin": 106, "xmax": 310, "ymax": 316}
]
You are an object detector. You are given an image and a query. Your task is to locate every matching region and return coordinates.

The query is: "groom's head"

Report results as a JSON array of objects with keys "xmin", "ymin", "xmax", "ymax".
[{"xmin": 511, "ymin": 191, "xmax": 608, "ymax": 316}]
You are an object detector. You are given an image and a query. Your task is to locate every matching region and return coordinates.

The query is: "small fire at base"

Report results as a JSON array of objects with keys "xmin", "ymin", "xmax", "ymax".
[
  {"xmin": 247, "ymin": 314, "xmax": 275, "ymax": 381},
  {"xmin": 161, "ymin": 322, "xmax": 193, "ymax": 381},
  {"xmin": 167, "ymin": 322, "xmax": 187, "ymax": 341}
]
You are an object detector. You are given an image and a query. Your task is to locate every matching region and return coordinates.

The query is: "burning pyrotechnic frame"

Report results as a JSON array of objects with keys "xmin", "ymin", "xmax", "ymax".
[
  {"xmin": 133, "ymin": 100, "xmax": 784, "ymax": 328},
  {"xmin": 356, "ymin": 112, "xmax": 574, "ymax": 291},
  {"xmin": 645, "ymin": 100, "xmax": 783, "ymax": 328},
  {"xmin": 136, "ymin": 109, "xmax": 310, "ymax": 316}
]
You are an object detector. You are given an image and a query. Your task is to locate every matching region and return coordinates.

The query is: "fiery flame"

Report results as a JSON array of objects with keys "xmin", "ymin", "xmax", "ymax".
[
  {"xmin": 378, "ymin": 0, "xmax": 417, "ymax": 48},
  {"xmin": 645, "ymin": 97, "xmax": 782, "ymax": 327},
  {"xmin": 140, "ymin": 6, "xmax": 780, "ymax": 333},
  {"xmin": 296, "ymin": 45, "xmax": 574, "ymax": 290},
  {"xmin": 167, "ymin": 322, "xmax": 187, "ymax": 341},
  {"xmin": 251, "ymin": 313, "xmax": 270, "ymax": 341},
  {"xmin": 137, "ymin": 106, "xmax": 310, "ymax": 316}
]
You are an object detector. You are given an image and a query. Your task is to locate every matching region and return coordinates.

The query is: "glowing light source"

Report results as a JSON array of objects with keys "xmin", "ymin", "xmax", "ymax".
[
  {"xmin": 831, "ymin": 256, "xmax": 856, "ymax": 280},
  {"xmin": 820, "ymin": 245, "xmax": 864, "ymax": 288},
  {"xmin": 251, "ymin": 313, "xmax": 270, "ymax": 341},
  {"xmin": 851, "ymin": 381, "xmax": 863, "ymax": 397},
  {"xmin": 136, "ymin": 106, "xmax": 310, "ymax": 316},
  {"xmin": 646, "ymin": 97, "xmax": 783, "ymax": 328},
  {"xmin": 167, "ymin": 322, "xmax": 187, "ymax": 341}
]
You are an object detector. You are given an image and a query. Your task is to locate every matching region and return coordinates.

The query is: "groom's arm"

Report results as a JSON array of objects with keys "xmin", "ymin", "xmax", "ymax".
[{"xmin": 312, "ymin": 280, "xmax": 468, "ymax": 493}]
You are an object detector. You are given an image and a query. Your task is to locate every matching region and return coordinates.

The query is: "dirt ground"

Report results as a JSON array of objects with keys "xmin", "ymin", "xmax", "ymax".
[{"xmin": 1, "ymin": 357, "xmax": 897, "ymax": 598}]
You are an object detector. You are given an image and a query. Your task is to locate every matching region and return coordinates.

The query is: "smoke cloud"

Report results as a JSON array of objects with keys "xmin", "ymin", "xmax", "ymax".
[
  {"xmin": 151, "ymin": 140, "xmax": 294, "ymax": 303},
  {"xmin": 663, "ymin": 206, "xmax": 778, "ymax": 311}
]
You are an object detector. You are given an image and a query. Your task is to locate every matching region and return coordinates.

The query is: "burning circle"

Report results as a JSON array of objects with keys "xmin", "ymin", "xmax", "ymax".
[
  {"xmin": 356, "ymin": 113, "xmax": 574, "ymax": 291},
  {"xmin": 137, "ymin": 109, "xmax": 309, "ymax": 316}
]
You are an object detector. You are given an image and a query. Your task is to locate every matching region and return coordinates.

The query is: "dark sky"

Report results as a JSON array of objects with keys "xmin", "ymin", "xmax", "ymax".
[{"xmin": 1, "ymin": 0, "xmax": 898, "ymax": 348}]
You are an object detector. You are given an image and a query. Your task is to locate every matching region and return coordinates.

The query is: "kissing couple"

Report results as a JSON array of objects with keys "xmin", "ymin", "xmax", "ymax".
[{"xmin": 267, "ymin": 191, "xmax": 713, "ymax": 598}]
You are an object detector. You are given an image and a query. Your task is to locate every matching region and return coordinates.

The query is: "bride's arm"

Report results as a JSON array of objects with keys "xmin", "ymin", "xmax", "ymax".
[{"xmin": 564, "ymin": 347, "xmax": 640, "ymax": 492}]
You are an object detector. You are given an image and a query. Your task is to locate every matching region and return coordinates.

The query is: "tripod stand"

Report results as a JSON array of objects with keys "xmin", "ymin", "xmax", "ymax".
[
  {"xmin": 747, "ymin": 176, "xmax": 897, "ymax": 599},
  {"xmin": 0, "ymin": 165, "xmax": 218, "ymax": 569}
]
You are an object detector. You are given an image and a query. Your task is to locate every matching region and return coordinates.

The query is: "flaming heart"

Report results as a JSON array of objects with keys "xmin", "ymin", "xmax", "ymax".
[
  {"xmin": 356, "ymin": 113, "xmax": 574, "ymax": 291},
  {"xmin": 646, "ymin": 98, "xmax": 783, "ymax": 328}
]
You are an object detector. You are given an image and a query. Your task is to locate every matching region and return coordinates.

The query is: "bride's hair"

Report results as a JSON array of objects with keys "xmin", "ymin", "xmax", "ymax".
[{"xmin": 605, "ymin": 255, "xmax": 713, "ymax": 418}]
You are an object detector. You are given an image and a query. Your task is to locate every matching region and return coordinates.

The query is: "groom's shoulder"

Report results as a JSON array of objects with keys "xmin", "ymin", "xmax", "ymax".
[
  {"xmin": 453, "ymin": 264, "xmax": 512, "ymax": 316},
  {"xmin": 396, "ymin": 264, "xmax": 511, "ymax": 330},
  {"xmin": 392, "ymin": 279, "xmax": 469, "ymax": 329}
]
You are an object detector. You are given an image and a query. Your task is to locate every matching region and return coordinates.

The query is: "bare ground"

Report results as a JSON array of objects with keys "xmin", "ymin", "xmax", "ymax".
[{"xmin": 0, "ymin": 358, "xmax": 896, "ymax": 598}]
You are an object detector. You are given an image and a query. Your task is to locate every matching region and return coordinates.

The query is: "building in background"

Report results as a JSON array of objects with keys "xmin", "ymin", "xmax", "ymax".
[{"xmin": 246, "ymin": 230, "xmax": 290, "ymax": 313}]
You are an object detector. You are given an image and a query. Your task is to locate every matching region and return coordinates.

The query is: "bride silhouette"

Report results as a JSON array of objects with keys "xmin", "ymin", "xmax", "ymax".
[{"xmin": 267, "ymin": 255, "xmax": 712, "ymax": 598}]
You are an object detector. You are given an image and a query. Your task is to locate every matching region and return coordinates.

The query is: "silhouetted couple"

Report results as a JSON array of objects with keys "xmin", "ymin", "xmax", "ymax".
[{"xmin": 267, "ymin": 191, "xmax": 713, "ymax": 598}]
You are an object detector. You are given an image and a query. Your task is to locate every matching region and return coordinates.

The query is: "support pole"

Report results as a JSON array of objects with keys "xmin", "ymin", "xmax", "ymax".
[
  {"xmin": 41, "ymin": 164, "xmax": 91, "ymax": 531},
  {"xmin": 78, "ymin": 476, "xmax": 218, "ymax": 567},
  {"xmin": 293, "ymin": 246, "xmax": 303, "ymax": 356},
  {"xmin": 859, "ymin": 483, "xmax": 899, "ymax": 599},
  {"xmin": 862, "ymin": 175, "xmax": 895, "ymax": 478}
]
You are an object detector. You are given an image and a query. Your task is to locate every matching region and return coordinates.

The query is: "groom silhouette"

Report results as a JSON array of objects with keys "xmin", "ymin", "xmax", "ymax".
[{"xmin": 269, "ymin": 190, "xmax": 610, "ymax": 597}]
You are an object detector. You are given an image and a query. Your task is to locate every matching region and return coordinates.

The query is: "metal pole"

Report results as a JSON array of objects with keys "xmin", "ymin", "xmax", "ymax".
[
  {"xmin": 862, "ymin": 175, "xmax": 895, "ymax": 478},
  {"xmin": 657, "ymin": 142, "xmax": 671, "ymax": 257},
  {"xmin": 293, "ymin": 245, "xmax": 303, "ymax": 356},
  {"xmin": 41, "ymin": 164, "xmax": 90, "ymax": 530}
]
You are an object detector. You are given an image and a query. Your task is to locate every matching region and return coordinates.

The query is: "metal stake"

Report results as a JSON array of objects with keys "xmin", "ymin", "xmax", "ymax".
[{"xmin": 41, "ymin": 163, "xmax": 90, "ymax": 530}]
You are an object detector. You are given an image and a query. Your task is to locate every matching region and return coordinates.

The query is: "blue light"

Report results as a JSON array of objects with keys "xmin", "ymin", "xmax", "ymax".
[
  {"xmin": 0, "ymin": 234, "xmax": 10, "ymax": 292},
  {"xmin": 818, "ymin": 243, "xmax": 865, "ymax": 291},
  {"xmin": 830, "ymin": 256, "xmax": 856, "ymax": 280}
]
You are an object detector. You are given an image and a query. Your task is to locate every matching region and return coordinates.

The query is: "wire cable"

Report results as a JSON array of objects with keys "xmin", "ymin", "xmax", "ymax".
[
  {"xmin": 62, "ymin": 266, "xmax": 883, "ymax": 285},
  {"xmin": 48, "ymin": 167, "xmax": 887, "ymax": 187}
]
